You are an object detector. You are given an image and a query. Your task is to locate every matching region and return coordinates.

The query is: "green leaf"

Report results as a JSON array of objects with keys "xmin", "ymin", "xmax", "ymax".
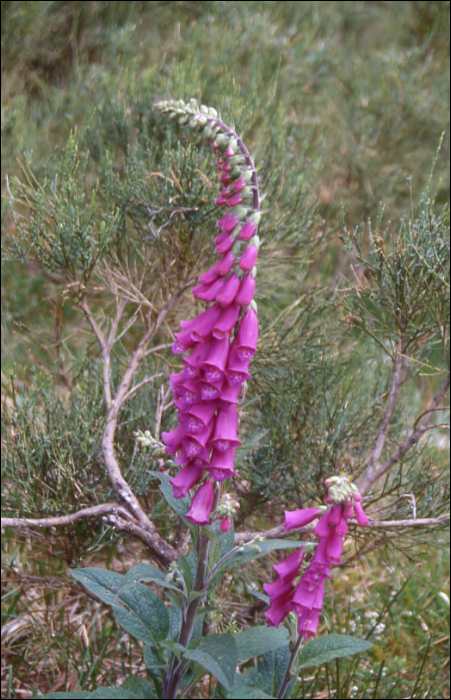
[
  {"xmin": 120, "ymin": 677, "xmax": 157, "ymax": 699},
  {"xmin": 298, "ymin": 634, "xmax": 373, "ymax": 669},
  {"xmin": 229, "ymin": 677, "xmax": 276, "ymax": 699},
  {"xmin": 71, "ymin": 568, "xmax": 124, "ymax": 606},
  {"xmin": 210, "ymin": 540, "xmax": 306, "ymax": 583},
  {"xmin": 113, "ymin": 583, "xmax": 169, "ymax": 645},
  {"xmin": 183, "ymin": 633, "xmax": 238, "ymax": 691},
  {"xmin": 121, "ymin": 563, "xmax": 181, "ymax": 593},
  {"xmin": 88, "ymin": 689, "xmax": 142, "ymax": 699},
  {"xmin": 143, "ymin": 645, "xmax": 165, "ymax": 697},
  {"xmin": 257, "ymin": 645, "xmax": 291, "ymax": 698},
  {"xmin": 234, "ymin": 626, "xmax": 290, "ymax": 662},
  {"xmin": 150, "ymin": 470, "xmax": 190, "ymax": 519}
]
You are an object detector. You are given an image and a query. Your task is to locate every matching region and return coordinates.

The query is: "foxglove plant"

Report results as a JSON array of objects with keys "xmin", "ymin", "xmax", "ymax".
[
  {"xmin": 264, "ymin": 476, "xmax": 370, "ymax": 639},
  {"xmin": 156, "ymin": 98, "xmax": 260, "ymax": 527}
]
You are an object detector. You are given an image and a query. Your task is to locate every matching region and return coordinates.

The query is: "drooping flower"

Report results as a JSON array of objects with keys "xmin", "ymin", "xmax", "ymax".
[
  {"xmin": 264, "ymin": 476, "xmax": 369, "ymax": 638},
  {"xmin": 154, "ymin": 98, "xmax": 261, "ymax": 526},
  {"xmin": 185, "ymin": 480, "xmax": 215, "ymax": 525}
]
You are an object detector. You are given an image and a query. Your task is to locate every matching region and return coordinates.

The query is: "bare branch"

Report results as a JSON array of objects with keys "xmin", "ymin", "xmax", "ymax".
[
  {"xmin": 1, "ymin": 503, "xmax": 119, "ymax": 529},
  {"xmin": 359, "ymin": 374, "xmax": 450, "ymax": 495},
  {"xmin": 234, "ymin": 513, "xmax": 450, "ymax": 544},
  {"xmin": 79, "ymin": 299, "xmax": 113, "ymax": 412},
  {"xmin": 122, "ymin": 373, "xmax": 163, "ymax": 403},
  {"xmin": 363, "ymin": 334, "xmax": 409, "ymax": 487}
]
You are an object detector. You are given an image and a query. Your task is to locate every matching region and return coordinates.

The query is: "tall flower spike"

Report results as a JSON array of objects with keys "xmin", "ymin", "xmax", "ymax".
[
  {"xmin": 154, "ymin": 99, "xmax": 261, "ymax": 525},
  {"xmin": 264, "ymin": 476, "xmax": 369, "ymax": 638}
]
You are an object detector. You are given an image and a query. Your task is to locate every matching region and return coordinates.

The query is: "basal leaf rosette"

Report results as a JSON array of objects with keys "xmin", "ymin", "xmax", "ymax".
[{"xmin": 154, "ymin": 99, "xmax": 260, "ymax": 526}]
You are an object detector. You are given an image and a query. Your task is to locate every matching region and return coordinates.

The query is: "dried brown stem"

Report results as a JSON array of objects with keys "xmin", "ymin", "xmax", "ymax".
[
  {"xmin": 362, "ymin": 334, "xmax": 409, "ymax": 489},
  {"xmin": 359, "ymin": 374, "xmax": 450, "ymax": 496}
]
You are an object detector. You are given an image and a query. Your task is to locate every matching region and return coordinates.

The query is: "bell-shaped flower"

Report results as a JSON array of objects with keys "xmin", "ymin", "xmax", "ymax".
[
  {"xmin": 273, "ymin": 548, "xmax": 305, "ymax": 582},
  {"xmin": 185, "ymin": 480, "xmax": 215, "ymax": 525},
  {"xmin": 220, "ymin": 517, "xmax": 231, "ymax": 532},
  {"xmin": 200, "ymin": 379, "xmax": 224, "ymax": 401},
  {"xmin": 192, "ymin": 276, "xmax": 225, "ymax": 302},
  {"xmin": 238, "ymin": 220, "xmax": 257, "ymax": 241},
  {"xmin": 182, "ymin": 419, "xmax": 214, "ymax": 457},
  {"xmin": 215, "ymin": 273, "xmax": 241, "ymax": 306},
  {"xmin": 210, "ymin": 404, "xmax": 242, "ymax": 452},
  {"xmin": 182, "ymin": 401, "xmax": 218, "ymax": 434},
  {"xmin": 284, "ymin": 507, "xmax": 321, "ymax": 531},
  {"xmin": 219, "ymin": 381, "xmax": 244, "ymax": 405},
  {"xmin": 183, "ymin": 341, "xmax": 211, "ymax": 377},
  {"xmin": 239, "ymin": 245, "xmax": 259, "ymax": 271},
  {"xmin": 226, "ymin": 344, "xmax": 252, "ymax": 386},
  {"xmin": 201, "ymin": 335, "xmax": 230, "ymax": 383},
  {"xmin": 235, "ymin": 274, "xmax": 256, "ymax": 306},
  {"xmin": 170, "ymin": 462, "xmax": 204, "ymax": 498},
  {"xmin": 213, "ymin": 304, "xmax": 240, "ymax": 339},
  {"xmin": 234, "ymin": 307, "xmax": 258, "ymax": 360},
  {"xmin": 216, "ymin": 234, "xmax": 235, "ymax": 255},
  {"xmin": 161, "ymin": 424, "xmax": 187, "ymax": 456},
  {"xmin": 207, "ymin": 446, "xmax": 236, "ymax": 481},
  {"xmin": 297, "ymin": 609, "xmax": 320, "ymax": 640}
]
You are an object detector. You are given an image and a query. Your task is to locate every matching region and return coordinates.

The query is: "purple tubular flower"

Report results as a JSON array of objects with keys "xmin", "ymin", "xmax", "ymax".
[
  {"xmin": 234, "ymin": 308, "xmax": 258, "ymax": 359},
  {"xmin": 264, "ymin": 477, "xmax": 369, "ymax": 638},
  {"xmin": 207, "ymin": 446, "xmax": 236, "ymax": 481},
  {"xmin": 192, "ymin": 276, "xmax": 225, "ymax": 302},
  {"xmin": 210, "ymin": 405, "xmax": 242, "ymax": 452},
  {"xmin": 226, "ymin": 345, "xmax": 252, "ymax": 385},
  {"xmin": 238, "ymin": 220, "xmax": 257, "ymax": 241},
  {"xmin": 239, "ymin": 245, "xmax": 259, "ymax": 271},
  {"xmin": 216, "ymin": 250, "xmax": 236, "ymax": 275},
  {"xmin": 161, "ymin": 424, "xmax": 187, "ymax": 455},
  {"xmin": 213, "ymin": 304, "xmax": 240, "ymax": 339},
  {"xmin": 216, "ymin": 235, "xmax": 235, "ymax": 255},
  {"xmin": 215, "ymin": 273, "xmax": 241, "ymax": 306},
  {"xmin": 218, "ymin": 381, "xmax": 243, "ymax": 405},
  {"xmin": 220, "ymin": 517, "xmax": 231, "ymax": 532},
  {"xmin": 217, "ymin": 212, "xmax": 239, "ymax": 233},
  {"xmin": 273, "ymin": 548, "xmax": 305, "ymax": 582},
  {"xmin": 170, "ymin": 462, "xmax": 204, "ymax": 498},
  {"xmin": 200, "ymin": 379, "xmax": 224, "ymax": 400},
  {"xmin": 185, "ymin": 480, "xmax": 215, "ymax": 525},
  {"xmin": 283, "ymin": 507, "xmax": 321, "ymax": 531},
  {"xmin": 182, "ymin": 419, "xmax": 214, "ymax": 457},
  {"xmin": 201, "ymin": 336, "xmax": 230, "ymax": 382},
  {"xmin": 235, "ymin": 274, "xmax": 256, "ymax": 306},
  {"xmin": 182, "ymin": 341, "xmax": 211, "ymax": 377},
  {"xmin": 182, "ymin": 401, "xmax": 218, "ymax": 433}
]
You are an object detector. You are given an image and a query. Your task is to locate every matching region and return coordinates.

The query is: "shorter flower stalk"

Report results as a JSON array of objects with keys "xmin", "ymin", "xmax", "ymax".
[
  {"xmin": 154, "ymin": 99, "xmax": 260, "ymax": 527},
  {"xmin": 264, "ymin": 476, "xmax": 369, "ymax": 639}
]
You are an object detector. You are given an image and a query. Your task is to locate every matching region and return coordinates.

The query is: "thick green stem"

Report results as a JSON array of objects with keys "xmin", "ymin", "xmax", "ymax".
[
  {"xmin": 277, "ymin": 634, "xmax": 303, "ymax": 699},
  {"xmin": 164, "ymin": 533, "xmax": 211, "ymax": 699}
]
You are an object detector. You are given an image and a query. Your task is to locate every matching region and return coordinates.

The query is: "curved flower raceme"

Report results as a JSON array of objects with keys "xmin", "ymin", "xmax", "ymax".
[
  {"xmin": 155, "ymin": 99, "xmax": 260, "ymax": 526},
  {"xmin": 264, "ymin": 476, "xmax": 369, "ymax": 639}
]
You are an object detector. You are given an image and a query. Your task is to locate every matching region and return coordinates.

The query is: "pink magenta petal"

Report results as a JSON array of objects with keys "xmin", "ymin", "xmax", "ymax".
[
  {"xmin": 219, "ymin": 381, "xmax": 243, "ymax": 405},
  {"xmin": 216, "ymin": 235, "xmax": 235, "ymax": 255},
  {"xmin": 182, "ymin": 401, "xmax": 218, "ymax": 433},
  {"xmin": 210, "ymin": 405, "xmax": 242, "ymax": 452},
  {"xmin": 217, "ymin": 212, "xmax": 239, "ymax": 233},
  {"xmin": 220, "ymin": 517, "xmax": 231, "ymax": 532},
  {"xmin": 353, "ymin": 501, "xmax": 370, "ymax": 526},
  {"xmin": 314, "ymin": 509, "xmax": 333, "ymax": 538},
  {"xmin": 185, "ymin": 480, "xmax": 215, "ymax": 525},
  {"xmin": 215, "ymin": 273, "xmax": 241, "ymax": 306},
  {"xmin": 216, "ymin": 251, "xmax": 236, "ymax": 275},
  {"xmin": 325, "ymin": 531, "xmax": 344, "ymax": 563},
  {"xmin": 201, "ymin": 335, "xmax": 230, "ymax": 382},
  {"xmin": 226, "ymin": 343, "xmax": 252, "ymax": 385},
  {"xmin": 192, "ymin": 276, "xmax": 225, "ymax": 302},
  {"xmin": 283, "ymin": 507, "xmax": 321, "ymax": 531},
  {"xmin": 238, "ymin": 220, "xmax": 257, "ymax": 241},
  {"xmin": 234, "ymin": 308, "xmax": 258, "ymax": 359},
  {"xmin": 235, "ymin": 274, "xmax": 256, "ymax": 306},
  {"xmin": 213, "ymin": 304, "xmax": 240, "ymax": 339},
  {"xmin": 297, "ymin": 609, "xmax": 320, "ymax": 639},
  {"xmin": 239, "ymin": 245, "xmax": 258, "ymax": 271},
  {"xmin": 273, "ymin": 548, "xmax": 304, "ymax": 582},
  {"xmin": 170, "ymin": 462, "xmax": 204, "ymax": 498}
]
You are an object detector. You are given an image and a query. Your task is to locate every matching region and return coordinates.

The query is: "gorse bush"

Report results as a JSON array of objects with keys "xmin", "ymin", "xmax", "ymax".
[{"xmin": 1, "ymin": 3, "xmax": 449, "ymax": 699}]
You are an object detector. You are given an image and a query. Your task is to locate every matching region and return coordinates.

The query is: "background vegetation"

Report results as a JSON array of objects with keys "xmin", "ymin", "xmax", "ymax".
[{"xmin": 1, "ymin": 1, "xmax": 450, "ymax": 698}]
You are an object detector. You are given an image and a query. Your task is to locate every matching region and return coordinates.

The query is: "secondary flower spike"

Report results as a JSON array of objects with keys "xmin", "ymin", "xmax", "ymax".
[
  {"xmin": 264, "ymin": 476, "xmax": 369, "ymax": 638},
  {"xmin": 155, "ymin": 98, "xmax": 260, "ymax": 525}
]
